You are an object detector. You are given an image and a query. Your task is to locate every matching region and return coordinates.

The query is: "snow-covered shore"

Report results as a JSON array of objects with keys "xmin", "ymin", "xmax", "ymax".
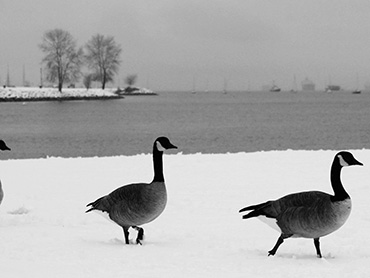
[
  {"xmin": 0, "ymin": 87, "xmax": 122, "ymax": 101},
  {"xmin": 0, "ymin": 150, "xmax": 369, "ymax": 277}
]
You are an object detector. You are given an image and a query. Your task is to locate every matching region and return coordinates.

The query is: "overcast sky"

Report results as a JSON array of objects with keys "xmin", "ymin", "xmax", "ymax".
[{"xmin": 1, "ymin": 0, "xmax": 370, "ymax": 91}]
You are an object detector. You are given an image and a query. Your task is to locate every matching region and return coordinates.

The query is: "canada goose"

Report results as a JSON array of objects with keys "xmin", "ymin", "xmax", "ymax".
[
  {"xmin": 0, "ymin": 140, "xmax": 10, "ymax": 205},
  {"xmin": 86, "ymin": 136, "xmax": 177, "ymax": 245},
  {"xmin": 0, "ymin": 180, "xmax": 3, "ymax": 205},
  {"xmin": 0, "ymin": 140, "xmax": 11, "ymax": 151},
  {"xmin": 239, "ymin": 151, "xmax": 363, "ymax": 258}
]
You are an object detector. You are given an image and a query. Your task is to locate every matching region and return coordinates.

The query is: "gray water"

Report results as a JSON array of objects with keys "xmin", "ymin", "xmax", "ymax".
[{"xmin": 1, "ymin": 90, "xmax": 369, "ymax": 160}]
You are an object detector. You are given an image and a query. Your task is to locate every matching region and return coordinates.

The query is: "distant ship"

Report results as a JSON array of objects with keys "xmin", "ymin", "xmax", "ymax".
[
  {"xmin": 290, "ymin": 75, "xmax": 298, "ymax": 93},
  {"xmin": 325, "ymin": 85, "xmax": 340, "ymax": 92},
  {"xmin": 301, "ymin": 78, "xmax": 315, "ymax": 91},
  {"xmin": 352, "ymin": 73, "xmax": 361, "ymax": 94},
  {"xmin": 191, "ymin": 75, "xmax": 196, "ymax": 94},
  {"xmin": 270, "ymin": 85, "xmax": 281, "ymax": 92},
  {"xmin": 352, "ymin": 89, "xmax": 361, "ymax": 94},
  {"xmin": 223, "ymin": 78, "xmax": 228, "ymax": 94}
]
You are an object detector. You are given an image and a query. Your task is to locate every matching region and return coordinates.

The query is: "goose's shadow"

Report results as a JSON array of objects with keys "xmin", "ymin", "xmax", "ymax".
[{"xmin": 256, "ymin": 250, "xmax": 336, "ymax": 261}]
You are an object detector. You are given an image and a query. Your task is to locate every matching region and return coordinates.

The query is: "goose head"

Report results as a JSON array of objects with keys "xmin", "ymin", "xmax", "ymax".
[
  {"xmin": 0, "ymin": 140, "xmax": 11, "ymax": 151},
  {"xmin": 335, "ymin": 151, "xmax": 363, "ymax": 167},
  {"xmin": 154, "ymin": 137, "xmax": 178, "ymax": 152}
]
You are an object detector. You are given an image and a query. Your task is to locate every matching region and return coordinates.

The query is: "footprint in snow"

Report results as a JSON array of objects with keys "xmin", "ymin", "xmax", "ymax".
[{"xmin": 8, "ymin": 207, "xmax": 30, "ymax": 215}]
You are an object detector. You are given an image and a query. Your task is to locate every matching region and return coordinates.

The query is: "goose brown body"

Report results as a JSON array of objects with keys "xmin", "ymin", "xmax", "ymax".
[
  {"xmin": 86, "ymin": 137, "xmax": 177, "ymax": 244},
  {"xmin": 239, "ymin": 151, "xmax": 362, "ymax": 257},
  {"xmin": 247, "ymin": 191, "xmax": 352, "ymax": 239},
  {"xmin": 88, "ymin": 181, "xmax": 167, "ymax": 227}
]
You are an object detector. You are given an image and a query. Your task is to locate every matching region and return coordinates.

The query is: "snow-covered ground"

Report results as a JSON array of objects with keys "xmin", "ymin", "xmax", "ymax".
[
  {"xmin": 0, "ymin": 150, "xmax": 369, "ymax": 277},
  {"xmin": 0, "ymin": 87, "xmax": 119, "ymax": 100}
]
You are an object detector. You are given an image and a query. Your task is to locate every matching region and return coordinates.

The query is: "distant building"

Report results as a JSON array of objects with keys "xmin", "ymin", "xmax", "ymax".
[
  {"xmin": 301, "ymin": 78, "xmax": 315, "ymax": 91},
  {"xmin": 325, "ymin": 85, "xmax": 341, "ymax": 92}
]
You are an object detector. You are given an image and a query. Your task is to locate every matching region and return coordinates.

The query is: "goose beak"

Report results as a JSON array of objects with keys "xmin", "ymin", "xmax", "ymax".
[
  {"xmin": 168, "ymin": 143, "xmax": 177, "ymax": 149},
  {"xmin": 353, "ymin": 158, "xmax": 363, "ymax": 166}
]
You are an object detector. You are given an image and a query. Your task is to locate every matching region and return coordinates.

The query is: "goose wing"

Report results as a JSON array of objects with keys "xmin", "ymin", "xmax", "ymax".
[
  {"xmin": 277, "ymin": 191, "xmax": 331, "ymax": 213},
  {"xmin": 240, "ymin": 191, "xmax": 329, "ymax": 218},
  {"xmin": 275, "ymin": 191, "xmax": 333, "ymax": 236},
  {"xmin": 86, "ymin": 182, "xmax": 147, "ymax": 214}
]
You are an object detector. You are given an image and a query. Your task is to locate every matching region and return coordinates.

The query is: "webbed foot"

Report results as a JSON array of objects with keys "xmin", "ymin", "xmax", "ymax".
[{"xmin": 132, "ymin": 226, "xmax": 144, "ymax": 245}]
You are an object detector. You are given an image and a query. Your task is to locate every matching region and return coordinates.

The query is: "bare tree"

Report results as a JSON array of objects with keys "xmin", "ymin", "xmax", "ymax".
[
  {"xmin": 83, "ymin": 73, "xmax": 94, "ymax": 90},
  {"xmin": 125, "ymin": 74, "xmax": 137, "ymax": 87},
  {"xmin": 85, "ymin": 34, "xmax": 122, "ymax": 90},
  {"xmin": 39, "ymin": 29, "xmax": 83, "ymax": 92}
]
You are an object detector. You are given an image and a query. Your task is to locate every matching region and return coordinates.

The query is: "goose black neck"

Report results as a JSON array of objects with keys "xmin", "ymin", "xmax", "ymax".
[
  {"xmin": 152, "ymin": 147, "xmax": 164, "ymax": 183},
  {"xmin": 330, "ymin": 160, "xmax": 349, "ymax": 202}
]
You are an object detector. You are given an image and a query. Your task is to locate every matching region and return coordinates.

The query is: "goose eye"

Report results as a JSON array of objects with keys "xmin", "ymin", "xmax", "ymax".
[{"xmin": 338, "ymin": 155, "xmax": 349, "ymax": 167}]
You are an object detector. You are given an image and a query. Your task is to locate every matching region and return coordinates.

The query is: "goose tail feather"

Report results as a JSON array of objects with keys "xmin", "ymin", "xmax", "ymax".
[
  {"xmin": 86, "ymin": 196, "xmax": 107, "ymax": 213},
  {"xmin": 239, "ymin": 201, "xmax": 273, "ymax": 219}
]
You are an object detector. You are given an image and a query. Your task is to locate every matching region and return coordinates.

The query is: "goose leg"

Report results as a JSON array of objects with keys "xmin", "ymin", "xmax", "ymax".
[
  {"xmin": 122, "ymin": 227, "xmax": 130, "ymax": 244},
  {"xmin": 268, "ymin": 234, "xmax": 292, "ymax": 256},
  {"xmin": 132, "ymin": 226, "xmax": 144, "ymax": 245},
  {"xmin": 314, "ymin": 238, "xmax": 322, "ymax": 258}
]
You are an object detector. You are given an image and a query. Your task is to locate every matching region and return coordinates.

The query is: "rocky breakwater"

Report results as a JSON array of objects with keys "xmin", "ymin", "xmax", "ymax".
[{"xmin": 0, "ymin": 87, "xmax": 123, "ymax": 102}]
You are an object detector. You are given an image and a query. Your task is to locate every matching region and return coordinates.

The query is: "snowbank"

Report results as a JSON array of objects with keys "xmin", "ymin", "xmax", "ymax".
[
  {"xmin": 0, "ymin": 87, "xmax": 122, "ymax": 101},
  {"xmin": 0, "ymin": 150, "xmax": 369, "ymax": 277}
]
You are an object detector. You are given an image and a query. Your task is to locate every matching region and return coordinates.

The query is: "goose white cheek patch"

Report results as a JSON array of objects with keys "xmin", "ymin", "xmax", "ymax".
[
  {"xmin": 156, "ymin": 141, "xmax": 166, "ymax": 152},
  {"xmin": 338, "ymin": 155, "xmax": 349, "ymax": 167}
]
